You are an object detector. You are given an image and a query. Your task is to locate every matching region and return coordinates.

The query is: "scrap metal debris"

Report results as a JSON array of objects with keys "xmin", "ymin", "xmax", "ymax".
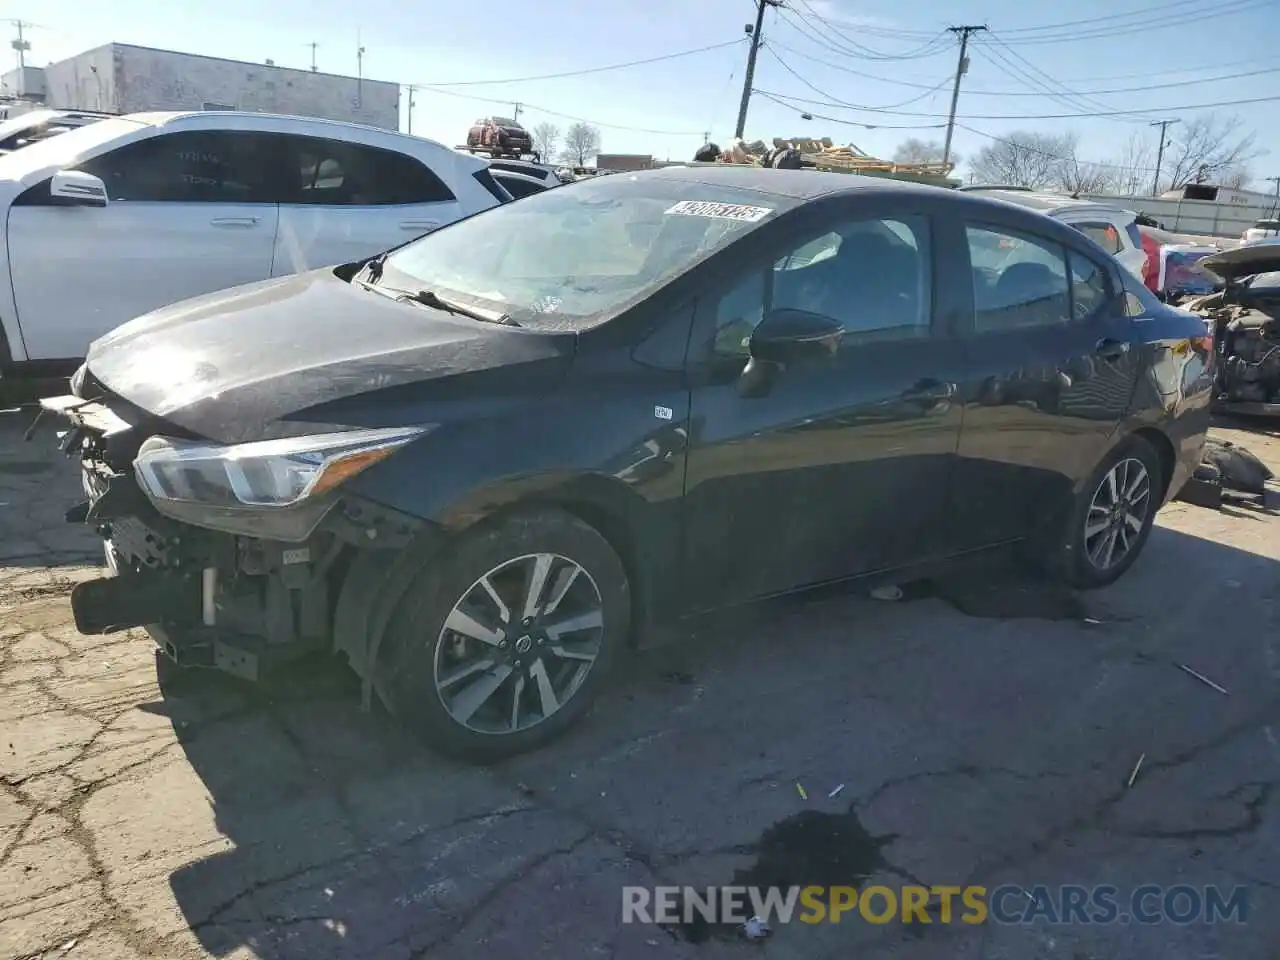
[
  {"xmin": 1127, "ymin": 753, "xmax": 1146, "ymax": 788},
  {"xmin": 870, "ymin": 585, "xmax": 903, "ymax": 601},
  {"xmin": 1201, "ymin": 437, "xmax": 1274, "ymax": 495},
  {"xmin": 795, "ymin": 782, "xmax": 808, "ymax": 801},
  {"xmin": 1177, "ymin": 662, "xmax": 1230, "ymax": 695},
  {"xmin": 828, "ymin": 783, "xmax": 845, "ymax": 799}
]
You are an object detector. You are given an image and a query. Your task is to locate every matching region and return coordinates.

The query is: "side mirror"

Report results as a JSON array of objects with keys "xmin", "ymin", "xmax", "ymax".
[
  {"xmin": 748, "ymin": 308, "xmax": 843, "ymax": 365},
  {"xmin": 49, "ymin": 170, "xmax": 108, "ymax": 207}
]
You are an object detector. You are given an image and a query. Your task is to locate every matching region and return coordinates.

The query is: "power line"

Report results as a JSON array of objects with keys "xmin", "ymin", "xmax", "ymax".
[
  {"xmin": 752, "ymin": 90, "xmax": 948, "ymax": 130},
  {"xmin": 752, "ymin": 87, "xmax": 1280, "ymax": 120},
  {"xmin": 762, "ymin": 45, "xmax": 951, "ymax": 111},
  {"xmin": 790, "ymin": 0, "xmax": 952, "ymax": 60},
  {"xmin": 996, "ymin": 0, "xmax": 1229, "ymax": 35},
  {"xmin": 418, "ymin": 85, "xmax": 708, "ymax": 136},
  {"xmin": 409, "ymin": 39, "xmax": 743, "ymax": 88},
  {"xmin": 779, "ymin": 5, "xmax": 949, "ymax": 62},
  {"xmin": 954, "ymin": 122, "xmax": 1163, "ymax": 174},
  {"xmin": 981, "ymin": 0, "xmax": 1272, "ymax": 44}
]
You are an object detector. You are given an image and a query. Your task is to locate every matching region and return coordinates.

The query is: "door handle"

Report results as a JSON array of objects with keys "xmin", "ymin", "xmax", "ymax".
[
  {"xmin": 1095, "ymin": 338, "xmax": 1130, "ymax": 360},
  {"xmin": 399, "ymin": 220, "xmax": 439, "ymax": 231},
  {"xmin": 210, "ymin": 216, "xmax": 261, "ymax": 227}
]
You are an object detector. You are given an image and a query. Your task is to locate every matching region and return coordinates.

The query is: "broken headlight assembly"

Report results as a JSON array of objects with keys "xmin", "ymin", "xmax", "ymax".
[{"xmin": 132, "ymin": 426, "xmax": 431, "ymax": 540}]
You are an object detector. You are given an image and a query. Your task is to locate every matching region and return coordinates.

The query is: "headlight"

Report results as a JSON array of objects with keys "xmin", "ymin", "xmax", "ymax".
[{"xmin": 133, "ymin": 426, "xmax": 430, "ymax": 540}]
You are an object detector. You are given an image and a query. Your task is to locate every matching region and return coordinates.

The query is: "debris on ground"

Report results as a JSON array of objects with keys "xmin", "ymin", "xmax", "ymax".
[
  {"xmin": 870, "ymin": 585, "xmax": 903, "ymax": 601},
  {"xmin": 1127, "ymin": 753, "xmax": 1145, "ymax": 788},
  {"xmin": 1176, "ymin": 662, "xmax": 1230, "ymax": 695},
  {"xmin": 795, "ymin": 782, "xmax": 808, "ymax": 800},
  {"xmin": 1201, "ymin": 437, "xmax": 1274, "ymax": 495},
  {"xmin": 828, "ymin": 783, "xmax": 845, "ymax": 799},
  {"xmin": 743, "ymin": 916, "xmax": 771, "ymax": 939}
]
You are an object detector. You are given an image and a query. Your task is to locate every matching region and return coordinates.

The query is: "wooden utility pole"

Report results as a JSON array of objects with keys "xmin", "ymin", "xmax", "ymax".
[
  {"xmin": 1150, "ymin": 118, "xmax": 1178, "ymax": 196},
  {"xmin": 942, "ymin": 25, "xmax": 985, "ymax": 169},
  {"xmin": 307, "ymin": 42, "xmax": 319, "ymax": 72},
  {"xmin": 734, "ymin": 0, "xmax": 783, "ymax": 140},
  {"xmin": 406, "ymin": 85, "xmax": 418, "ymax": 134}
]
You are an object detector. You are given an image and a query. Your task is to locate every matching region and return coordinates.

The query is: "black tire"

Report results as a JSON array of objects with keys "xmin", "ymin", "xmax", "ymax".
[
  {"xmin": 377, "ymin": 507, "xmax": 630, "ymax": 761},
  {"xmin": 1047, "ymin": 434, "xmax": 1164, "ymax": 589}
]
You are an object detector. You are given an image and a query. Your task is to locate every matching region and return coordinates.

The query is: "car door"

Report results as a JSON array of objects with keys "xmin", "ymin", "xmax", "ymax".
[
  {"xmin": 948, "ymin": 217, "xmax": 1144, "ymax": 550},
  {"xmin": 271, "ymin": 135, "xmax": 463, "ymax": 275},
  {"xmin": 680, "ymin": 200, "xmax": 968, "ymax": 610},
  {"xmin": 8, "ymin": 129, "xmax": 280, "ymax": 361}
]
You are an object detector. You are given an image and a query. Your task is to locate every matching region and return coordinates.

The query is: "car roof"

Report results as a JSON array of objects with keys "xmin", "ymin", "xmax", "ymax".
[
  {"xmin": 634, "ymin": 164, "xmax": 945, "ymax": 201},
  {"xmin": 123, "ymin": 110, "xmax": 453, "ymax": 149},
  {"xmin": 962, "ymin": 188, "xmax": 1131, "ymax": 217}
]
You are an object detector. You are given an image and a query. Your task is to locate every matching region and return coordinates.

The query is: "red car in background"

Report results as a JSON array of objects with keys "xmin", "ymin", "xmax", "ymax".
[
  {"xmin": 466, "ymin": 117, "xmax": 535, "ymax": 158},
  {"xmin": 1138, "ymin": 224, "xmax": 1180, "ymax": 294}
]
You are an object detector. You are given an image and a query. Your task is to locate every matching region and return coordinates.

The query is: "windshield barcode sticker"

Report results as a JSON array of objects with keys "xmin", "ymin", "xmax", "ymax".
[{"xmin": 664, "ymin": 200, "xmax": 773, "ymax": 222}]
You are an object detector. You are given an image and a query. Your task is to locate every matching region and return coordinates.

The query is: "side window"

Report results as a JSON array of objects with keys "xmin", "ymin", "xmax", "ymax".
[
  {"xmin": 284, "ymin": 136, "xmax": 455, "ymax": 205},
  {"xmin": 966, "ymin": 225, "xmax": 1070, "ymax": 332},
  {"xmin": 1074, "ymin": 221, "xmax": 1122, "ymax": 254},
  {"xmin": 76, "ymin": 131, "xmax": 276, "ymax": 203},
  {"xmin": 710, "ymin": 215, "xmax": 931, "ymax": 356},
  {"xmin": 1068, "ymin": 251, "xmax": 1110, "ymax": 320}
]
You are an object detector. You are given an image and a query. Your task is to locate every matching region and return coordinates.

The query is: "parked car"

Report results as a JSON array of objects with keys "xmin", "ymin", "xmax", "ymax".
[
  {"xmin": 0, "ymin": 108, "xmax": 116, "ymax": 155},
  {"xmin": 492, "ymin": 169, "xmax": 550, "ymax": 199},
  {"xmin": 44, "ymin": 168, "xmax": 1213, "ymax": 759},
  {"xmin": 1241, "ymin": 218, "xmax": 1280, "ymax": 244},
  {"xmin": 485, "ymin": 157, "xmax": 572, "ymax": 186},
  {"xmin": 0, "ymin": 111, "xmax": 509, "ymax": 376},
  {"xmin": 466, "ymin": 117, "xmax": 534, "ymax": 158},
  {"xmin": 961, "ymin": 189, "xmax": 1149, "ymax": 282}
]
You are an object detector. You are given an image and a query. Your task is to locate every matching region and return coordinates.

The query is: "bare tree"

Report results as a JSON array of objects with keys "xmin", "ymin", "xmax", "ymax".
[
  {"xmin": 893, "ymin": 138, "xmax": 957, "ymax": 167},
  {"xmin": 1221, "ymin": 166, "xmax": 1253, "ymax": 190},
  {"xmin": 968, "ymin": 130, "xmax": 1075, "ymax": 189},
  {"xmin": 531, "ymin": 122, "xmax": 560, "ymax": 162},
  {"xmin": 1051, "ymin": 133, "xmax": 1111, "ymax": 195},
  {"xmin": 559, "ymin": 122, "xmax": 601, "ymax": 166},
  {"xmin": 1104, "ymin": 131, "xmax": 1155, "ymax": 196},
  {"xmin": 1160, "ymin": 113, "xmax": 1261, "ymax": 190}
]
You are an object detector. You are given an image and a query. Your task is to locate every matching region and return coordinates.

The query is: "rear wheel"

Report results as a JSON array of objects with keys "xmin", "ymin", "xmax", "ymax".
[
  {"xmin": 1049, "ymin": 435, "xmax": 1163, "ymax": 588},
  {"xmin": 378, "ymin": 507, "xmax": 630, "ymax": 761}
]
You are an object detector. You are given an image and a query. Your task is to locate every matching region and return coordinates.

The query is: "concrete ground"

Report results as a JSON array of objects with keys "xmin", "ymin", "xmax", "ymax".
[{"xmin": 1, "ymin": 410, "xmax": 1277, "ymax": 960}]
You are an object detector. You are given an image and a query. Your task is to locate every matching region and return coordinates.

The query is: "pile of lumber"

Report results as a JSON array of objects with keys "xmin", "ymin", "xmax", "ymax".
[{"xmin": 716, "ymin": 136, "xmax": 953, "ymax": 177}]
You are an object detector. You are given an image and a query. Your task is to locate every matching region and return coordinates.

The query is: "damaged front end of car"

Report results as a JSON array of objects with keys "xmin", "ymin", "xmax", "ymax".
[
  {"xmin": 40, "ymin": 374, "xmax": 435, "ymax": 686},
  {"xmin": 1186, "ymin": 242, "xmax": 1280, "ymax": 416}
]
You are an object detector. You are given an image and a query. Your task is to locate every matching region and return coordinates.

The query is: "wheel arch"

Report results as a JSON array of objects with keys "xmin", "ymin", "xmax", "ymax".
[{"xmin": 1125, "ymin": 425, "xmax": 1177, "ymax": 502}]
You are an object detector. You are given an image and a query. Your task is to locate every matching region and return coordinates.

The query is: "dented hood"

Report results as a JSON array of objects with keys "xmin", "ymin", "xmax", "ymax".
[
  {"xmin": 83, "ymin": 269, "xmax": 575, "ymax": 444},
  {"xmin": 1199, "ymin": 239, "xmax": 1280, "ymax": 281}
]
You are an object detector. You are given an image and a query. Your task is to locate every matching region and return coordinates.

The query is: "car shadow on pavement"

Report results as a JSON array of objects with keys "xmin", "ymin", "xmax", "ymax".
[{"xmin": 158, "ymin": 519, "xmax": 1280, "ymax": 960}]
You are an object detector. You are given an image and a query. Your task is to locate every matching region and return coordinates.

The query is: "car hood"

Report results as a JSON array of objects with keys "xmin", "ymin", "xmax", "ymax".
[
  {"xmin": 83, "ymin": 269, "xmax": 576, "ymax": 444},
  {"xmin": 1199, "ymin": 240, "xmax": 1280, "ymax": 281}
]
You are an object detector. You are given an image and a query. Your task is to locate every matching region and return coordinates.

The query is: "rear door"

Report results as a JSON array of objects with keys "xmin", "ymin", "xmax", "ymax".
[
  {"xmin": 271, "ymin": 135, "xmax": 463, "ymax": 275},
  {"xmin": 681, "ymin": 197, "xmax": 968, "ymax": 609},
  {"xmin": 949, "ymin": 215, "xmax": 1143, "ymax": 549},
  {"xmin": 8, "ymin": 129, "xmax": 280, "ymax": 361}
]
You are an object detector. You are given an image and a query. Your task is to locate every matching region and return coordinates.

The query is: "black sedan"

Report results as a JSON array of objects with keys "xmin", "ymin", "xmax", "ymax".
[{"xmin": 42, "ymin": 166, "xmax": 1213, "ymax": 759}]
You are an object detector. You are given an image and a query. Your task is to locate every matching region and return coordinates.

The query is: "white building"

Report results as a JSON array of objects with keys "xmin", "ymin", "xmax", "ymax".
[{"xmin": 30, "ymin": 43, "xmax": 399, "ymax": 131}]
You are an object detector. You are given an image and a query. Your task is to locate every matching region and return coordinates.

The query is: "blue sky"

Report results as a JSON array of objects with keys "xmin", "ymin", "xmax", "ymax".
[{"xmin": 14, "ymin": 0, "xmax": 1280, "ymax": 183}]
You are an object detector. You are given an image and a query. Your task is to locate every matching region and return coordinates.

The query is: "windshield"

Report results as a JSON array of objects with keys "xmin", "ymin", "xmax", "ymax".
[
  {"xmin": 0, "ymin": 116, "xmax": 146, "ymax": 178},
  {"xmin": 382, "ymin": 174, "xmax": 791, "ymax": 330}
]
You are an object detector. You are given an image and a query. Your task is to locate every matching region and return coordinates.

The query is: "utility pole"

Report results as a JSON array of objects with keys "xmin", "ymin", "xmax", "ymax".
[
  {"xmin": 405, "ymin": 85, "xmax": 418, "ymax": 135},
  {"xmin": 10, "ymin": 20, "xmax": 31, "ymax": 71},
  {"xmin": 513, "ymin": 102, "xmax": 522, "ymax": 123},
  {"xmin": 734, "ymin": 0, "xmax": 783, "ymax": 140},
  {"xmin": 1266, "ymin": 175, "xmax": 1280, "ymax": 217},
  {"xmin": 307, "ymin": 42, "xmax": 319, "ymax": 72},
  {"xmin": 941, "ymin": 25, "xmax": 985, "ymax": 169},
  {"xmin": 356, "ymin": 32, "xmax": 365, "ymax": 107},
  {"xmin": 1150, "ymin": 118, "xmax": 1178, "ymax": 196}
]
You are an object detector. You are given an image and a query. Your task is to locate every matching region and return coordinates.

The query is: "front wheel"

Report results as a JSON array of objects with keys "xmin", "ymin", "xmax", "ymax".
[
  {"xmin": 378, "ymin": 507, "xmax": 630, "ymax": 761},
  {"xmin": 1048, "ymin": 435, "xmax": 1164, "ymax": 589}
]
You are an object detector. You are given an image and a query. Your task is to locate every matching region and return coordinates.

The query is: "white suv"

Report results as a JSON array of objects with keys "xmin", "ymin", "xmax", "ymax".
[
  {"xmin": 1242, "ymin": 219, "xmax": 1280, "ymax": 244},
  {"xmin": 0, "ymin": 111, "xmax": 507, "ymax": 372},
  {"xmin": 961, "ymin": 188, "xmax": 1148, "ymax": 282}
]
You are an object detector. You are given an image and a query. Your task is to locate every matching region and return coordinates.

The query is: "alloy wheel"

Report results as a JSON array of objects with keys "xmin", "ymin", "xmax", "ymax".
[
  {"xmin": 433, "ymin": 553, "xmax": 605, "ymax": 735},
  {"xmin": 1084, "ymin": 457, "xmax": 1151, "ymax": 571}
]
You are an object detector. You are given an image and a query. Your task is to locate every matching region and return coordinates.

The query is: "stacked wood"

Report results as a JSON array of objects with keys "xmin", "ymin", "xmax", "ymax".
[{"xmin": 710, "ymin": 135, "xmax": 953, "ymax": 177}]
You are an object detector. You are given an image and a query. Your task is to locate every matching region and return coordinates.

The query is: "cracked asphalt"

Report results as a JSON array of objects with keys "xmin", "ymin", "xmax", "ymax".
[{"xmin": 1, "ymin": 409, "xmax": 1278, "ymax": 960}]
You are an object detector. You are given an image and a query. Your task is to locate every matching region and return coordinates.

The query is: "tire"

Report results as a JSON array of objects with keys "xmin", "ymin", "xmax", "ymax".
[
  {"xmin": 1047, "ymin": 435, "xmax": 1164, "ymax": 589},
  {"xmin": 378, "ymin": 507, "xmax": 630, "ymax": 761}
]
